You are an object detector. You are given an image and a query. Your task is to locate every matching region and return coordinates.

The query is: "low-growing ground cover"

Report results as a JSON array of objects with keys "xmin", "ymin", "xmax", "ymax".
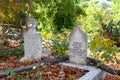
[{"xmin": 1, "ymin": 64, "xmax": 88, "ymax": 80}]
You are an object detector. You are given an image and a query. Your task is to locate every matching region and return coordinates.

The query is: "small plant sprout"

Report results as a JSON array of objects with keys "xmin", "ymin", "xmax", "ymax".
[{"xmin": 40, "ymin": 63, "xmax": 45, "ymax": 68}]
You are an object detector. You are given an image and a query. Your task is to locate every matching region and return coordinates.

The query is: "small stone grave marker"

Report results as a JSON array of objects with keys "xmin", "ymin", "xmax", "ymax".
[
  {"xmin": 69, "ymin": 26, "xmax": 88, "ymax": 64},
  {"xmin": 20, "ymin": 18, "xmax": 42, "ymax": 61}
]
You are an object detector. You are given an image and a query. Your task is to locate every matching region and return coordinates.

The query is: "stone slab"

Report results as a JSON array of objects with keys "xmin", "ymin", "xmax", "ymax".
[{"xmin": 59, "ymin": 62, "xmax": 106, "ymax": 80}]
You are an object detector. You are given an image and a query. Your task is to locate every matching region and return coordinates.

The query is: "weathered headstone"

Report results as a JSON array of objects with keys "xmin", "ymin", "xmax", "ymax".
[
  {"xmin": 69, "ymin": 26, "xmax": 88, "ymax": 64},
  {"xmin": 20, "ymin": 18, "xmax": 42, "ymax": 61}
]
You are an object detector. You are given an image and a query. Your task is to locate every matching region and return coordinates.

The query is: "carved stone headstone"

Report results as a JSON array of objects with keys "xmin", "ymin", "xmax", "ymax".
[
  {"xmin": 69, "ymin": 26, "xmax": 88, "ymax": 64},
  {"xmin": 20, "ymin": 18, "xmax": 42, "ymax": 61}
]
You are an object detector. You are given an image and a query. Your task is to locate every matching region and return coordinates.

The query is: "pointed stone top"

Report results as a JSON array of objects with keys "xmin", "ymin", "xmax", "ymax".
[
  {"xmin": 69, "ymin": 25, "xmax": 87, "ymax": 43},
  {"xmin": 27, "ymin": 18, "xmax": 37, "ymax": 29}
]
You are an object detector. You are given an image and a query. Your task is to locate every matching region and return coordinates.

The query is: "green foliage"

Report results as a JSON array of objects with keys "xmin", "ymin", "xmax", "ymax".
[
  {"xmin": 6, "ymin": 46, "xmax": 24, "ymax": 57},
  {"xmin": 102, "ymin": 20, "xmax": 120, "ymax": 36},
  {"xmin": 31, "ymin": 0, "xmax": 85, "ymax": 56},
  {"xmin": 52, "ymin": 0, "xmax": 83, "ymax": 31},
  {"xmin": 31, "ymin": 0, "xmax": 85, "ymax": 34},
  {"xmin": 74, "ymin": 1, "xmax": 119, "ymax": 63},
  {"xmin": 0, "ymin": 45, "xmax": 24, "ymax": 59},
  {"xmin": 5, "ymin": 68, "xmax": 16, "ymax": 76},
  {"xmin": 75, "ymin": 2, "xmax": 106, "ymax": 40},
  {"xmin": 51, "ymin": 30, "xmax": 69, "ymax": 56},
  {"xmin": 90, "ymin": 34, "xmax": 118, "ymax": 62},
  {"xmin": 52, "ymin": 38, "xmax": 68, "ymax": 56},
  {"xmin": 112, "ymin": 0, "xmax": 120, "ymax": 16},
  {"xmin": 5, "ymin": 69, "xmax": 27, "ymax": 79},
  {"xmin": 0, "ymin": 0, "xmax": 119, "ymax": 64},
  {"xmin": 0, "ymin": 0, "xmax": 33, "ymax": 41},
  {"xmin": 0, "ymin": 0, "xmax": 29, "ymax": 25},
  {"xmin": 4, "ymin": 62, "xmax": 46, "ymax": 79}
]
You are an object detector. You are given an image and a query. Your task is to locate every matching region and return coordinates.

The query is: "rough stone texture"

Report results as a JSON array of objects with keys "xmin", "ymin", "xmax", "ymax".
[
  {"xmin": 69, "ymin": 26, "xmax": 88, "ymax": 64},
  {"xmin": 59, "ymin": 62, "xmax": 106, "ymax": 80},
  {"xmin": 42, "ymin": 49, "xmax": 52, "ymax": 57},
  {"xmin": 20, "ymin": 18, "xmax": 42, "ymax": 61}
]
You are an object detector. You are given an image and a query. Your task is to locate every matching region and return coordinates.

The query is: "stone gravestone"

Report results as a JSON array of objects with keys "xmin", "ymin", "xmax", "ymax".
[
  {"xmin": 20, "ymin": 18, "xmax": 42, "ymax": 61},
  {"xmin": 69, "ymin": 26, "xmax": 88, "ymax": 64}
]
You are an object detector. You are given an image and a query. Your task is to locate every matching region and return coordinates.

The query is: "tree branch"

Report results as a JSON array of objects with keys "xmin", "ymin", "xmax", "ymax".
[{"xmin": 87, "ymin": 57, "xmax": 120, "ymax": 75}]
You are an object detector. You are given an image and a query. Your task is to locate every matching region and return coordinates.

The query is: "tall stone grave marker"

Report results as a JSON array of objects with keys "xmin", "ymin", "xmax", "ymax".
[
  {"xmin": 20, "ymin": 18, "xmax": 42, "ymax": 61},
  {"xmin": 69, "ymin": 26, "xmax": 88, "ymax": 64}
]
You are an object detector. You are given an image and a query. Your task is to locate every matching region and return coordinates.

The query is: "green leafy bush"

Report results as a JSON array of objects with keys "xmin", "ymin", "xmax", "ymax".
[
  {"xmin": 102, "ymin": 20, "xmax": 120, "ymax": 46},
  {"xmin": 89, "ymin": 34, "xmax": 118, "ymax": 63},
  {"xmin": 0, "ymin": 45, "xmax": 24, "ymax": 60},
  {"xmin": 51, "ymin": 38, "xmax": 68, "ymax": 56},
  {"xmin": 51, "ymin": 30, "xmax": 69, "ymax": 56}
]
